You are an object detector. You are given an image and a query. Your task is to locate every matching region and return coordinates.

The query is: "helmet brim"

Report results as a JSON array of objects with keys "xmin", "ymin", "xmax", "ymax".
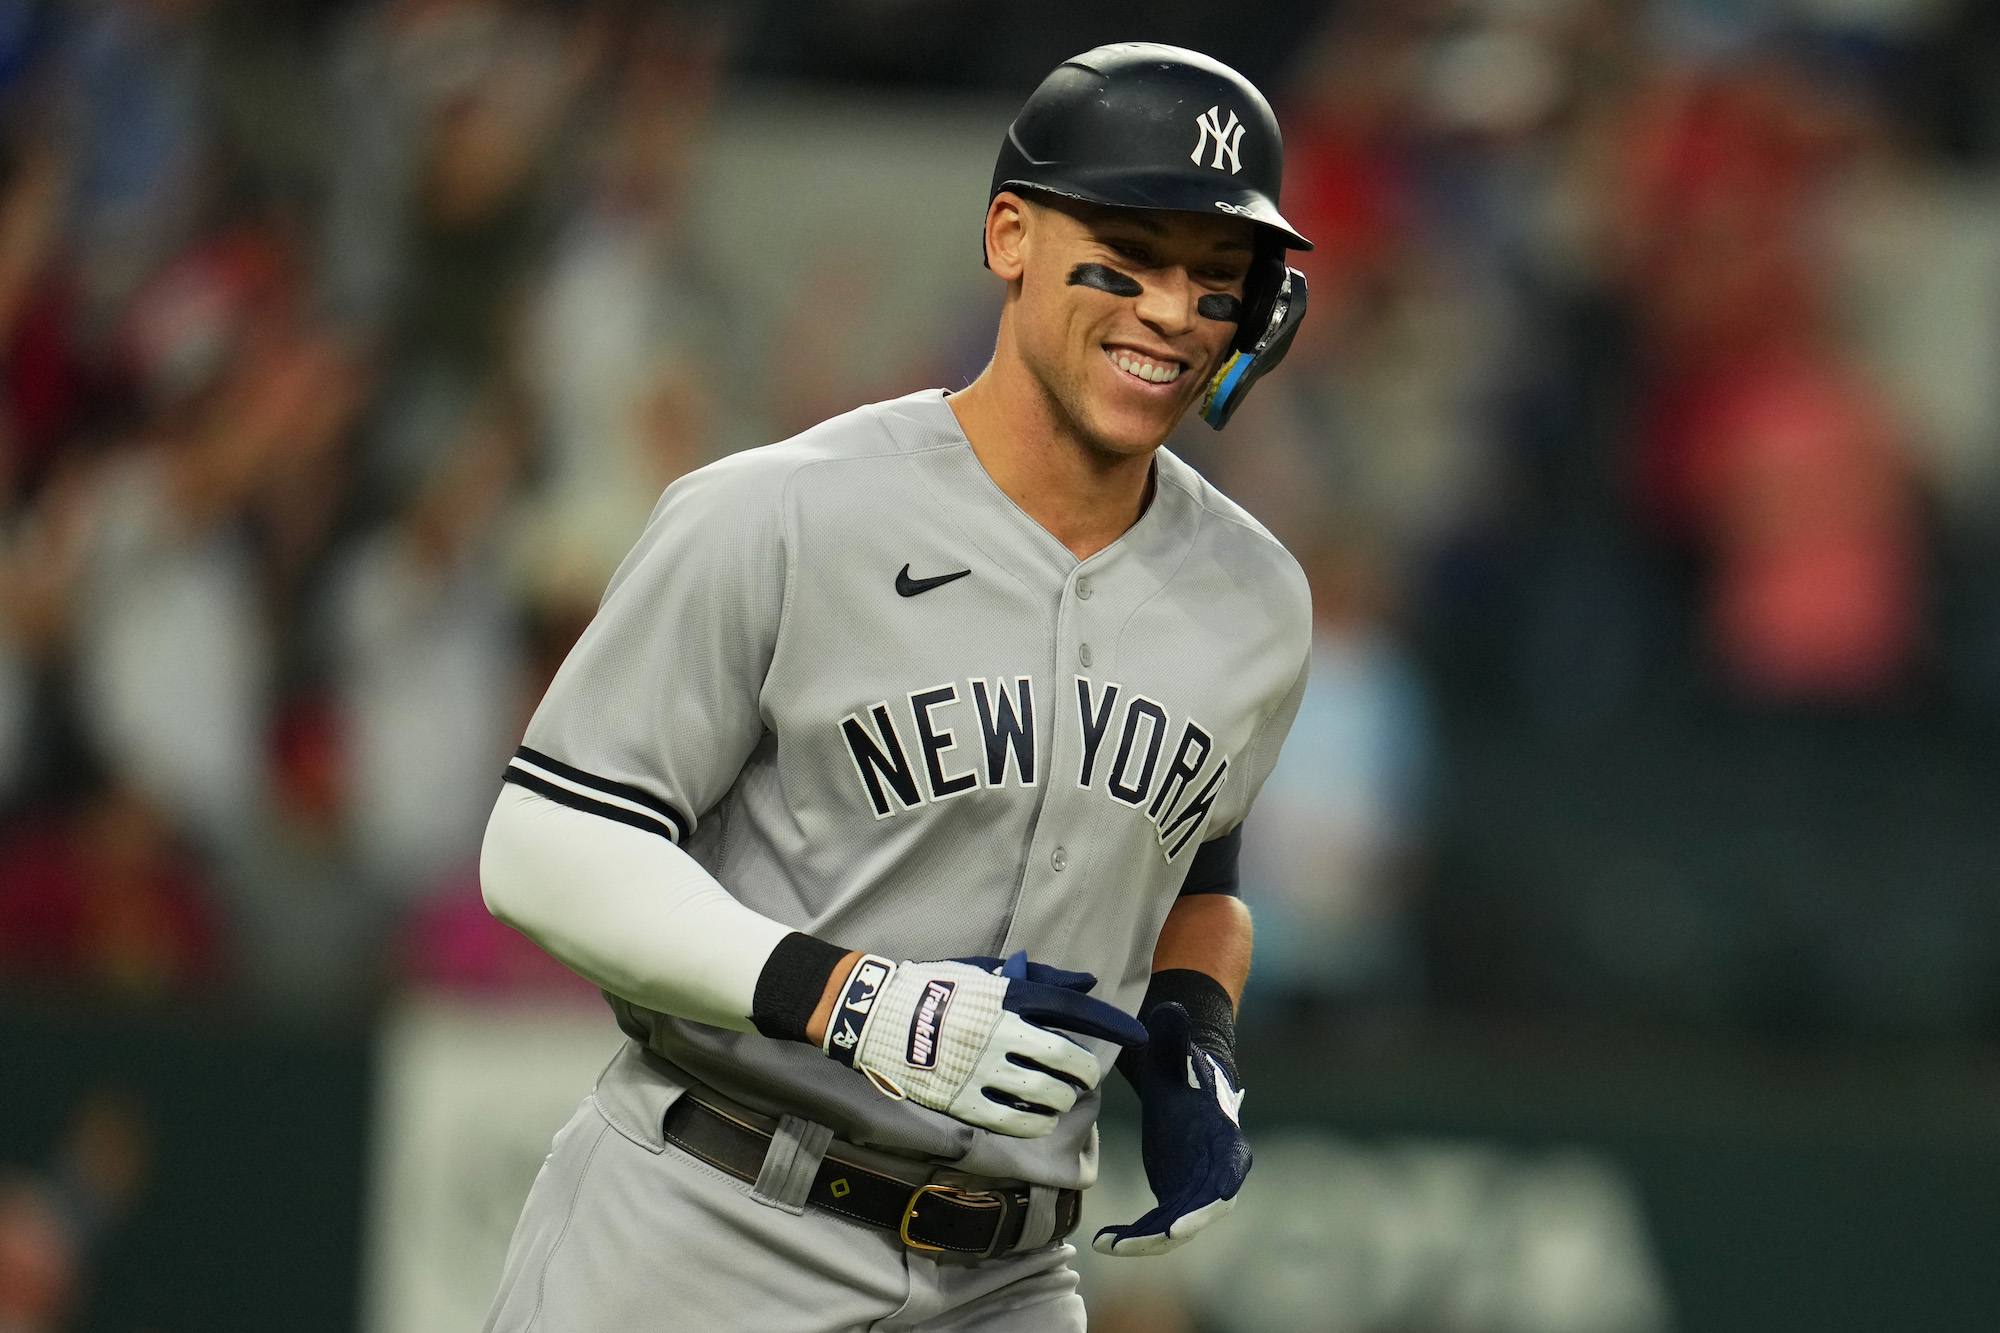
[{"xmin": 996, "ymin": 173, "xmax": 1313, "ymax": 253}]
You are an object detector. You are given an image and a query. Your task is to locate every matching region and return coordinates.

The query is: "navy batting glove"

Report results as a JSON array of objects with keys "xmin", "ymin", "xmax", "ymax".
[
  {"xmin": 978, "ymin": 950, "xmax": 1148, "ymax": 1050},
  {"xmin": 951, "ymin": 951, "xmax": 1099, "ymax": 995},
  {"xmin": 1092, "ymin": 1000, "xmax": 1250, "ymax": 1257}
]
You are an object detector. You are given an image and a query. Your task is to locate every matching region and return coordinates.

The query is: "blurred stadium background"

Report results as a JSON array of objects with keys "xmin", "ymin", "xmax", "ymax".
[{"xmin": 4, "ymin": 0, "xmax": 2000, "ymax": 1329}]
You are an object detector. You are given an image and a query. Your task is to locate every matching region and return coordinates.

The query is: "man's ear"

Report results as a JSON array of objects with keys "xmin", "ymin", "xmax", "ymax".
[{"xmin": 986, "ymin": 192, "xmax": 1030, "ymax": 282}]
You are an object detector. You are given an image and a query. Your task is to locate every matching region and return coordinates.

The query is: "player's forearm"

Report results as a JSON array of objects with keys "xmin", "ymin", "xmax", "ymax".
[
  {"xmin": 1150, "ymin": 892, "xmax": 1252, "ymax": 1007},
  {"xmin": 479, "ymin": 783, "xmax": 795, "ymax": 1031},
  {"xmin": 1121, "ymin": 892, "xmax": 1249, "ymax": 1103}
]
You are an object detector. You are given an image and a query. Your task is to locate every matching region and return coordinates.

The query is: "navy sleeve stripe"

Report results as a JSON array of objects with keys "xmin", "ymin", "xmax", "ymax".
[
  {"xmin": 1176, "ymin": 823, "xmax": 1241, "ymax": 897},
  {"xmin": 502, "ymin": 766, "xmax": 688, "ymax": 845},
  {"xmin": 513, "ymin": 746, "xmax": 690, "ymax": 831}
]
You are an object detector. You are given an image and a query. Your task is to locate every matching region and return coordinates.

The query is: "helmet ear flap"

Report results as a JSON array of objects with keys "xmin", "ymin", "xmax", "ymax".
[
  {"xmin": 1199, "ymin": 264, "xmax": 1308, "ymax": 431},
  {"xmin": 1231, "ymin": 235, "xmax": 1287, "ymax": 356}
]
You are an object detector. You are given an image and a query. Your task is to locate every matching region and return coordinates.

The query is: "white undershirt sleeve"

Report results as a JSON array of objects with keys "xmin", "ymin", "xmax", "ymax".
[{"xmin": 479, "ymin": 782, "xmax": 795, "ymax": 1032}]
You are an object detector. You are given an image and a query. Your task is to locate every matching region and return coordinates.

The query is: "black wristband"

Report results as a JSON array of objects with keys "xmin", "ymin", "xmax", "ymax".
[
  {"xmin": 751, "ymin": 932, "xmax": 852, "ymax": 1043},
  {"xmin": 1118, "ymin": 968, "xmax": 1240, "ymax": 1088}
]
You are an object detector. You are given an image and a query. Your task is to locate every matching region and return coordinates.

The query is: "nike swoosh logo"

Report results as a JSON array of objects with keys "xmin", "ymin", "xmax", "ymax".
[{"xmin": 896, "ymin": 564, "xmax": 971, "ymax": 597}]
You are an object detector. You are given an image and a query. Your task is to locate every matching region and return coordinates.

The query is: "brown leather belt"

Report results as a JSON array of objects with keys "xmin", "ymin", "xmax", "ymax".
[{"xmin": 661, "ymin": 1094, "xmax": 1082, "ymax": 1258}]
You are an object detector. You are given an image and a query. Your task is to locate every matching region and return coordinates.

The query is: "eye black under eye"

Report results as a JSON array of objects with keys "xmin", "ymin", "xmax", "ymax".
[
  {"xmin": 1068, "ymin": 263, "xmax": 1143, "ymax": 298},
  {"xmin": 1197, "ymin": 293, "xmax": 1243, "ymax": 322}
]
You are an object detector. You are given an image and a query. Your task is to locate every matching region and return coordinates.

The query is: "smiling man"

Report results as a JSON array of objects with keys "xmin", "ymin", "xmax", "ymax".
[{"xmin": 479, "ymin": 42, "xmax": 1313, "ymax": 1333}]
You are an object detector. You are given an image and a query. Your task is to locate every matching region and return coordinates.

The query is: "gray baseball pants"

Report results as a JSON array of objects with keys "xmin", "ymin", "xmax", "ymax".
[{"xmin": 482, "ymin": 1047, "xmax": 1088, "ymax": 1333}]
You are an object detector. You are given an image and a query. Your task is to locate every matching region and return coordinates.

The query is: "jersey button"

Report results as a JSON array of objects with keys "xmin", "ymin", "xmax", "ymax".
[
  {"xmin": 1075, "ymin": 576, "xmax": 1093, "ymax": 601},
  {"xmin": 1079, "ymin": 643, "xmax": 1094, "ymax": 667},
  {"xmin": 1051, "ymin": 847, "xmax": 1068, "ymax": 872}
]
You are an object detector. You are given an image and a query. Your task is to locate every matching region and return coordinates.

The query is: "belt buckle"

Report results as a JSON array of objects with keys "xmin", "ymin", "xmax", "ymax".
[{"xmin": 898, "ymin": 1183, "xmax": 1005, "ymax": 1256}]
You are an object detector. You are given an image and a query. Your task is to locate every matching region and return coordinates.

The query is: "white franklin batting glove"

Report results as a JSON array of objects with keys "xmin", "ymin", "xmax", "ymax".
[{"xmin": 822, "ymin": 952, "xmax": 1148, "ymax": 1139}]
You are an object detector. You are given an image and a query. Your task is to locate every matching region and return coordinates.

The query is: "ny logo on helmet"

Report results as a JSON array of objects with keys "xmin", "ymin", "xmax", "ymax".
[{"xmin": 1191, "ymin": 106, "xmax": 1245, "ymax": 174}]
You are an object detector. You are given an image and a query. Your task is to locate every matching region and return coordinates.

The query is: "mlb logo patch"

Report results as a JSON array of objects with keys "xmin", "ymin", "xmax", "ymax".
[{"xmin": 904, "ymin": 979, "xmax": 956, "ymax": 1068}]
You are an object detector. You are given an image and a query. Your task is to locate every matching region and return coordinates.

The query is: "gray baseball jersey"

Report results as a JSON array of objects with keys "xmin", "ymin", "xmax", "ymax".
[{"xmin": 514, "ymin": 388, "xmax": 1310, "ymax": 1189}]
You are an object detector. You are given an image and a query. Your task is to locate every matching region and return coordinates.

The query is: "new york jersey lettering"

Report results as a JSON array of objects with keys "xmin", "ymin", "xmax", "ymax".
[
  {"xmin": 1106, "ymin": 696, "xmax": 1168, "ymax": 806},
  {"xmin": 972, "ymin": 677, "xmax": 1036, "ymax": 786},
  {"xmin": 910, "ymin": 684, "xmax": 978, "ymax": 800},
  {"xmin": 840, "ymin": 674, "xmax": 1227, "ymax": 858},
  {"xmin": 1081, "ymin": 682, "xmax": 1227, "ymax": 853},
  {"xmin": 1148, "ymin": 722, "xmax": 1213, "ymax": 820},
  {"xmin": 1075, "ymin": 678, "xmax": 1121, "ymax": 788},
  {"xmin": 841, "ymin": 704, "xmax": 923, "ymax": 818}
]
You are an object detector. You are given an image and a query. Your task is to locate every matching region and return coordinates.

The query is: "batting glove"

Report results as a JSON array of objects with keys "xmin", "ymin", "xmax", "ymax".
[
  {"xmin": 823, "ymin": 951, "xmax": 1147, "ymax": 1138},
  {"xmin": 1093, "ymin": 972, "xmax": 1249, "ymax": 1257}
]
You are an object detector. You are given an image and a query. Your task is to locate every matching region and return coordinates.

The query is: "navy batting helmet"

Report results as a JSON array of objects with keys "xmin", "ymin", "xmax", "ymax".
[{"xmin": 989, "ymin": 43, "xmax": 1312, "ymax": 429}]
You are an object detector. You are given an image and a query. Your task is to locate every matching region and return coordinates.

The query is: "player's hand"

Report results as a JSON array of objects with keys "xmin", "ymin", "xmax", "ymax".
[
  {"xmin": 822, "ymin": 951, "xmax": 1147, "ymax": 1138},
  {"xmin": 1092, "ymin": 1001, "xmax": 1250, "ymax": 1257}
]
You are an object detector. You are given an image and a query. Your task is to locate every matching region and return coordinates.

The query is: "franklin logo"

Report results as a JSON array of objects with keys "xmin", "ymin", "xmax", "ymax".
[
  {"xmin": 904, "ymin": 979, "xmax": 956, "ymax": 1068},
  {"xmin": 1192, "ymin": 106, "xmax": 1245, "ymax": 174}
]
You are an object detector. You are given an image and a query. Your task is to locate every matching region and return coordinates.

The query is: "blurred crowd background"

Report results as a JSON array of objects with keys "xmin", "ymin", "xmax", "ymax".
[{"xmin": 6, "ymin": 0, "xmax": 2000, "ymax": 1329}]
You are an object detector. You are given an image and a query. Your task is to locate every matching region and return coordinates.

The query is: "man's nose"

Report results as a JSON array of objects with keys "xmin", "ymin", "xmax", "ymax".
[{"xmin": 1133, "ymin": 268, "xmax": 1198, "ymax": 337}]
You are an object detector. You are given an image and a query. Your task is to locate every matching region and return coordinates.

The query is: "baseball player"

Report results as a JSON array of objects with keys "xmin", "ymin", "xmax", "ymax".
[{"xmin": 480, "ymin": 42, "xmax": 1314, "ymax": 1332}]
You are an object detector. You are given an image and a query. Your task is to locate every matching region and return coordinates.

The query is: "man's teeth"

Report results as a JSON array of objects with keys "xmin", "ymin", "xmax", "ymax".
[{"xmin": 1111, "ymin": 351, "xmax": 1183, "ymax": 384}]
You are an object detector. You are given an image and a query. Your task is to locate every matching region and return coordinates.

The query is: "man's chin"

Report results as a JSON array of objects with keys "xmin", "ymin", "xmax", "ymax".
[
  {"xmin": 1107, "ymin": 419, "xmax": 1185, "ymax": 459},
  {"xmin": 1075, "ymin": 396, "xmax": 1188, "ymax": 459}
]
